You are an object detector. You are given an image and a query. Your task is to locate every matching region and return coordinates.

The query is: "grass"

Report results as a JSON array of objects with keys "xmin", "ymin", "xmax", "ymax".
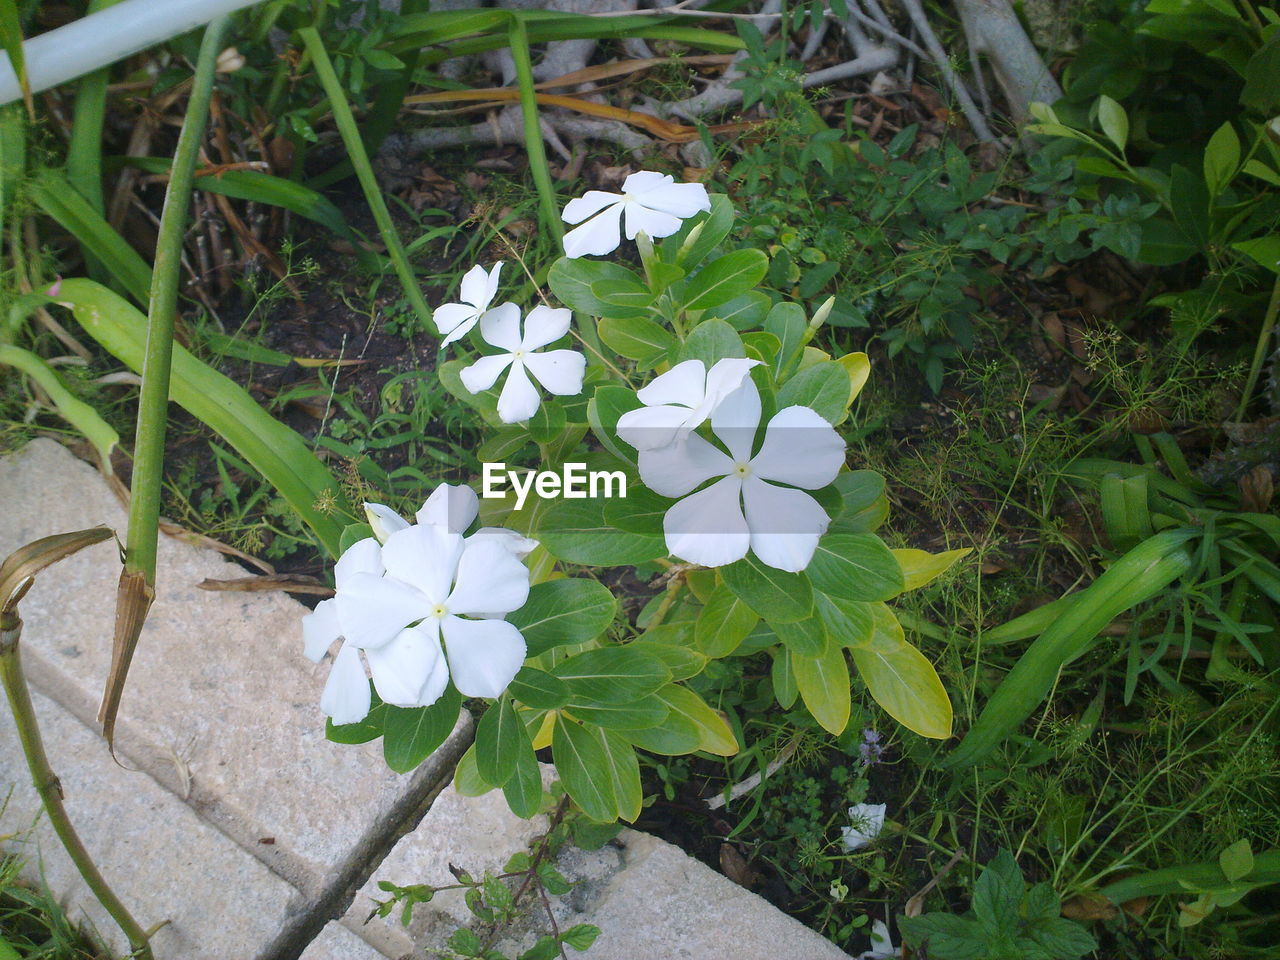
[{"xmin": 0, "ymin": 850, "xmax": 106, "ymax": 959}]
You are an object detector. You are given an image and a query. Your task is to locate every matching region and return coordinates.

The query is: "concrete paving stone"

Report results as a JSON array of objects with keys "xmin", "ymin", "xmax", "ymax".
[
  {"xmin": 348, "ymin": 777, "xmax": 852, "ymax": 960},
  {"xmin": 0, "ymin": 439, "xmax": 471, "ymax": 942},
  {"xmin": 0, "ymin": 686, "xmax": 297, "ymax": 959},
  {"xmin": 299, "ymin": 922, "xmax": 394, "ymax": 960}
]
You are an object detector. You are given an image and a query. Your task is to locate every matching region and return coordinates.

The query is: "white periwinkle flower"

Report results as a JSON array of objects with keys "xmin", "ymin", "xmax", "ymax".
[
  {"xmin": 561, "ymin": 171, "xmax": 711, "ymax": 258},
  {"xmin": 856, "ymin": 920, "xmax": 896, "ymax": 960},
  {"xmin": 459, "ymin": 304, "xmax": 585, "ymax": 424},
  {"xmin": 634, "ymin": 378, "xmax": 845, "ymax": 572},
  {"xmin": 617, "ymin": 358, "xmax": 760, "ymax": 451},
  {"xmin": 433, "ymin": 262, "xmax": 503, "ymax": 347},
  {"xmin": 365, "ymin": 484, "xmax": 538, "ymax": 557},
  {"xmin": 841, "ymin": 802, "xmax": 887, "ymax": 852}
]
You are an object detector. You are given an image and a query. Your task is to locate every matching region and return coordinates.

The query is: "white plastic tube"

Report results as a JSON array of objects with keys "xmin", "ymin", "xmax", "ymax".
[{"xmin": 0, "ymin": 0, "xmax": 264, "ymax": 105}]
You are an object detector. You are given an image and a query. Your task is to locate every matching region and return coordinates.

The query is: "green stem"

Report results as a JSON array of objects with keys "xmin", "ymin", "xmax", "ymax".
[
  {"xmin": 1236, "ymin": 273, "xmax": 1280, "ymax": 421},
  {"xmin": 125, "ymin": 14, "xmax": 231, "ymax": 583},
  {"xmin": 0, "ymin": 623, "xmax": 153, "ymax": 959},
  {"xmin": 298, "ymin": 27, "xmax": 434, "ymax": 332}
]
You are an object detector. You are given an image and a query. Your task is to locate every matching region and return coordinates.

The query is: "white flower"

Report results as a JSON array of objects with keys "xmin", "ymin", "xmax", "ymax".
[
  {"xmin": 433, "ymin": 262, "xmax": 503, "ymax": 347},
  {"xmin": 561, "ymin": 171, "xmax": 711, "ymax": 258},
  {"xmin": 857, "ymin": 920, "xmax": 896, "ymax": 960},
  {"xmin": 459, "ymin": 304, "xmax": 585, "ymax": 424},
  {"xmin": 635, "ymin": 378, "xmax": 845, "ymax": 572},
  {"xmin": 617, "ymin": 358, "xmax": 760, "ymax": 451},
  {"xmin": 366, "ymin": 484, "xmax": 539, "ymax": 557},
  {"xmin": 841, "ymin": 802, "xmax": 886, "ymax": 852}
]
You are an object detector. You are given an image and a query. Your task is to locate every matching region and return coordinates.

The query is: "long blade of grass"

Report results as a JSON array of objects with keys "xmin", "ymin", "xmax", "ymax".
[
  {"xmin": 106, "ymin": 15, "xmax": 231, "ymax": 747},
  {"xmin": 0, "ymin": 345, "xmax": 119, "ymax": 469},
  {"xmin": 1099, "ymin": 850, "xmax": 1280, "ymax": 904},
  {"xmin": 29, "ymin": 168, "xmax": 152, "ymax": 303},
  {"xmin": 67, "ymin": 0, "xmax": 126, "ymax": 217},
  {"xmin": 0, "ymin": 0, "xmax": 32, "ymax": 120},
  {"xmin": 298, "ymin": 27, "xmax": 434, "ymax": 333},
  {"xmin": 946, "ymin": 529, "xmax": 1197, "ymax": 769}
]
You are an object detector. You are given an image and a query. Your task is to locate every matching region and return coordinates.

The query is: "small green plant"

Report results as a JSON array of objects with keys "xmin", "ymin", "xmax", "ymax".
[{"xmin": 899, "ymin": 849, "xmax": 1097, "ymax": 960}]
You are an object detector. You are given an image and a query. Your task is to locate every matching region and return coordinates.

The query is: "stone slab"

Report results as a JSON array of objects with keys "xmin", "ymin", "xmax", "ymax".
[
  {"xmin": 0, "ymin": 439, "xmax": 471, "ymax": 940},
  {"xmin": 346, "ymin": 777, "xmax": 852, "ymax": 960},
  {"xmin": 0, "ymin": 686, "xmax": 296, "ymax": 959},
  {"xmin": 298, "ymin": 922, "xmax": 392, "ymax": 960}
]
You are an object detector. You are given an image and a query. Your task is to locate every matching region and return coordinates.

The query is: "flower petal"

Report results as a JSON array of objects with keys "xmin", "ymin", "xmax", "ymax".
[
  {"xmin": 366, "ymin": 622, "xmax": 445, "ymax": 707},
  {"xmin": 334, "ymin": 572, "xmax": 431, "ymax": 650},
  {"xmin": 637, "ymin": 431, "xmax": 733, "ymax": 497},
  {"xmin": 742, "ymin": 478, "xmax": 831, "ymax": 572},
  {"xmin": 441, "ymin": 616, "xmax": 527, "ymax": 698},
  {"xmin": 302, "ymin": 597, "xmax": 340, "ymax": 662},
  {"xmin": 334, "ymin": 536, "xmax": 384, "ymax": 586},
  {"xmin": 416, "ymin": 483, "xmax": 480, "ymax": 533},
  {"xmin": 320, "ymin": 642, "xmax": 371, "ymax": 725},
  {"xmin": 496, "ymin": 360, "xmax": 542, "ymax": 423},
  {"xmin": 458, "ymin": 262, "xmax": 493, "ymax": 309},
  {"xmin": 446, "ymin": 539, "xmax": 530, "ymax": 617},
  {"xmin": 364, "ymin": 503, "xmax": 409, "ymax": 544},
  {"xmin": 635, "ymin": 359, "xmax": 705, "ymax": 409},
  {"xmin": 703, "ymin": 358, "xmax": 762, "ymax": 410},
  {"xmin": 710, "ymin": 378, "xmax": 763, "ymax": 463},
  {"xmin": 562, "ymin": 190, "xmax": 623, "ymax": 225},
  {"xmin": 663, "ymin": 475, "xmax": 749, "ymax": 568},
  {"xmin": 433, "ymin": 302, "xmax": 478, "ymax": 339},
  {"xmin": 459, "ymin": 353, "xmax": 514, "ymax": 395},
  {"xmin": 522, "ymin": 349, "xmax": 585, "ymax": 396},
  {"xmin": 622, "ymin": 201, "xmax": 682, "ymax": 240},
  {"xmin": 749, "ymin": 405, "xmax": 846, "ymax": 489},
  {"xmin": 563, "ymin": 204, "xmax": 623, "ymax": 258},
  {"xmin": 620, "ymin": 171, "xmax": 671, "ymax": 194},
  {"xmin": 469, "ymin": 527, "xmax": 539, "ymax": 559},
  {"xmin": 617, "ymin": 403, "xmax": 698, "ymax": 452},
  {"xmin": 521, "ymin": 305, "xmax": 572, "ymax": 351},
  {"xmin": 478, "ymin": 301, "xmax": 523, "ymax": 352},
  {"xmin": 381, "ymin": 524, "xmax": 464, "ymax": 603},
  {"xmin": 632, "ymin": 180, "xmax": 711, "ymax": 219},
  {"xmin": 841, "ymin": 802, "xmax": 886, "ymax": 852}
]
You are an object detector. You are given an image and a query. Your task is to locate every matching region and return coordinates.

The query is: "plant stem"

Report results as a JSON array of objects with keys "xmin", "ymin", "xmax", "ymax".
[
  {"xmin": 0, "ymin": 620, "xmax": 153, "ymax": 959},
  {"xmin": 1235, "ymin": 273, "xmax": 1280, "ymax": 420},
  {"xmin": 298, "ymin": 27, "xmax": 434, "ymax": 332}
]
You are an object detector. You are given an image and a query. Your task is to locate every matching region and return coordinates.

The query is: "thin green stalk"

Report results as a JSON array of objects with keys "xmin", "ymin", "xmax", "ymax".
[
  {"xmin": 1235, "ymin": 273, "xmax": 1280, "ymax": 420},
  {"xmin": 66, "ymin": 0, "xmax": 125, "ymax": 216},
  {"xmin": 0, "ymin": 627, "xmax": 153, "ymax": 959},
  {"xmin": 298, "ymin": 27, "xmax": 433, "ymax": 331},
  {"xmin": 506, "ymin": 15, "xmax": 604, "ymax": 359},
  {"xmin": 125, "ymin": 14, "xmax": 230, "ymax": 582},
  {"xmin": 104, "ymin": 15, "xmax": 230, "ymax": 747}
]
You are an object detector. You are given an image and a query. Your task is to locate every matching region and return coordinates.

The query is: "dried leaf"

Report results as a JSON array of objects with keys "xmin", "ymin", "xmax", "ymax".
[
  {"xmin": 719, "ymin": 843, "xmax": 761, "ymax": 889},
  {"xmin": 1239, "ymin": 465, "xmax": 1274, "ymax": 513},
  {"xmin": 1, "ymin": 527, "xmax": 115, "ymax": 615},
  {"xmin": 99, "ymin": 568, "xmax": 154, "ymax": 749}
]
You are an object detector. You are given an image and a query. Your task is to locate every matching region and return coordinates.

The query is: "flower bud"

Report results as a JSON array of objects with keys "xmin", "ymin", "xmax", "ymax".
[
  {"xmin": 364, "ymin": 502, "xmax": 407, "ymax": 544},
  {"xmin": 810, "ymin": 295, "xmax": 836, "ymax": 329},
  {"xmin": 676, "ymin": 220, "xmax": 706, "ymax": 263}
]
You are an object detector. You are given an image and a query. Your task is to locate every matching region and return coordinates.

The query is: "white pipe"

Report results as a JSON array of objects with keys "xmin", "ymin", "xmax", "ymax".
[{"xmin": 0, "ymin": 0, "xmax": 264, "ymax": 106}]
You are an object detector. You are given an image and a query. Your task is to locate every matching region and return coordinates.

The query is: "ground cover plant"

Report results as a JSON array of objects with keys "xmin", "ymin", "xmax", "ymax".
[{"xmin": 1, "ymin": 1, "xmax": 1279, "ymax": 959}]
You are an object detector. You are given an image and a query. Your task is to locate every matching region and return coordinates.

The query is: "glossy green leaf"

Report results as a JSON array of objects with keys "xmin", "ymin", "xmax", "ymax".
[
  {"xmin": 566, "ymin": 694, "xmax": 669, "ymax": 729},
  {"xmin": 771, "ymin": 645, "xmax": 798, "ymax": 708},
  {"xmin": 540, "ymin": 495, "xmax": 667, "ymax": 566},
  {"xmin": 770, "ymin": 614, "xmax": 827, "ymax": 657},
  {"xmin": 0, "ymin": 345, "xmax": 118, "ymax": 468},
  {"xmin": 503, "ymin": 729, "xmax": 544, "ymax": 819},
  {"xmin": 695, "ymin": 583, "xmax": 759, "ymax": 657},
  {"xmin": 595, "ymin": 728, "xmax": 643, "ymax": 822},
  {"xmin": 508, "ymin": 579, "xmax": 618, "ymax": 655},
  {"xmin": 508, "ymin": 667, "xmax": 571, "ymax": 709},
  {"xmin": 599, "ymin": 314, "xmax": 677, "ymax": 363},
  {"xmin": 679, "ymin": 317, "xmax": 745, "ymax": 367},
  {"xmin": 816, "ymin": 593, "xmax": 876, "ymax": 648},
  {"xmin": 476, "ymin": 696, "xmax": 523, "ymax": 786},
  {"xmin": 806, "ymin": 534, "xmax": 904, "ymax": 602},
  {"xmin": 775, "ymin": 361, "xmax": 850, "ymax": 424},
  {"xmin": 792, "ymin": 638, "xmax": 852, "ymax": 734},
  {"xmin": 849, "ymin": 607, "xmax": 952, "ymax": 739},
  {"xmin": 763, "ymin": 301, "xmax": 807, "ymax": 378},
  {"xmin": 680, "ymin": 249, "xmax": 768, "ymax": 310},
  {"xmin": 325, "ymin": 690, "xmax": 386, "ymax": 744},
  {"xmin": 552, "ymin": 717, "xmax": 617, "ymax": 822},
  {"xmin": 722, "ymin": 554, "xmax": 813, "ymax": 622},
  {"xmin": 383, "ymin": 686, "xmax": 462, "ymax": 773},
  {"xmin": 551, "ymin": 646, "xmax": 671, "ymax": 703}
]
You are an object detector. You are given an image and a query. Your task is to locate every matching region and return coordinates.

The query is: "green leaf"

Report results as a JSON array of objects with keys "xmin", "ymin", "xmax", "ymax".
[
  {"xmin": 973, "ymin": 849, "xmax": 1024, "ymax": 929},
  {"xmin": 770, "ymin": 614, "xmax": 827, "ymax": 657},
  {"xmin": 1233, "ymin": 236, "xmax": 1280, "ymax": 274},
  {"xmin": 438, "ymin": 357, "xmax": 502, "ymax": 426},
  {"xmin": 566, "ymin": 694, "xmax": 669, "ymax": 729},
  {"xmin": 1096, "ymin": 95, "xmax": 1129, "ymax": 151},
  {"xmin": 508, "ymin": 667, "xmax": 571, "ymax": 709},
  {"xmin": 792, "ymin": 638, "xmax": 851, "ymax": 734},
  {"xmin": 679, "ymin": 317, "xmax": 746, "ymax": 367},
  {"xmin": 816, "ymin": 594, "xmax": 876, "ymax": 648},
  {"xmin": 1220, "ymin": 840, "xmax": 1255, "ymax": 883},
  {"xmin": 598, "ymin": 314, "xmax": 677, "ymax": 364},
  {"xmin": 325, "ymin": 690, "xmax": 386, "ymax": 744},
  {"xmin": 680, "ymin": 249, "xmax": 768, "ymax": 310},
  {"xmin": 1169, "ymin": 164, "xmax": 1210, "ymax": 251},
  {"xmin": 695, "ymin": 583, "xmax": 759, "ymax": 657},
  {"xmin": 540, "ymin": 495, "xmax": 667, "ymax": 566},
  {"xmin": 603, "ymin": 485, "xmax": 668, "ymax": 534},
  {"xmin": 741, "ymin": 330, "xmax": 781, "ymax": 366},
  {"xmin": 1242, "ymin": 35, "xmax": 1280, "ymax": 112},
  {"xmin": 0, "ymin": 345, "xmax": 119, "ymax": 468},
  {"xmin": 453, "ymin": 743, "xmax": 493, "ymax": 796},
  {"xmin": 55, "ymin": 279, "xmax": 348, "ymax": 556},
  {"xmin": 706, "ymin": 290, "xmax": 771, "ymax": 330},
  {"xmin": 632, "ymin": 638, "xmax": 706, "ymax": 680},
  {"xmin": 508, "ymin": 579, "xmax": 618, "ymax": 655},
  {"xmin": 552, "ymin": 717, "xmax": 617, "ymax": 822},
  {"xmin": 771, "ymin": 646, "xmax": 798, "ymax": 708},
  {"xmin": 588, "ymin": 384, "xmax": 641, "ymax": 464},
  {"xmin": 549, "ymin": 258, "xmax": 650, "ymax": 317},
  {"xmin": 806, "ymin": 534, "xmax": 905, "ymax": 602},
  {"xmin": 552, "ymin": 646, "xmax": 671, "ymax": 703},
  {"xmin": 763, "ymin": 301, "xmax": 807, "ymax": 378},
  {"xmin": 594, "ymin": 728, "xmax": 643, "ymax": 821},
  {"xmin": 829, "ymin": 470, "xmax": 889, "ymax": 533},
  {"xmin": 476, "ymin": 696, "xmax": 523, "ymax": 787},
  {"xmin": 623, "ymin": 708, "xmax": 702, "ymax": 755},
  {"xmin": 849, "ymin": 605, "xmax": 952, "ymax": 738},
  {"xmin": 722, "ymin": 554, "xmax": 813, "ymax": 622},
  {"xmin": 654, "ymin": 683, "xmax": 737, "ymax": 755},
  {"xmin": 1203, "ymin": 122, "xmax": 1241, "ymax": 197},
  {"xmin": 503, "ymin": 725, "xmax": 544, "ymax": 819},
  {"xmin": 662, "ymin": 192, "xmax": 733, "ymax": 268},
  {"xmin": 560, "ymin": 923, "xmax": 601, "ymax": 951},
  {"xmin": 383, "ymin": 686, "xmax": 462, "ymax": 773},
  {"xmin": 775, "ymin": 361, "xmax": 850, "ymax": 424}
]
